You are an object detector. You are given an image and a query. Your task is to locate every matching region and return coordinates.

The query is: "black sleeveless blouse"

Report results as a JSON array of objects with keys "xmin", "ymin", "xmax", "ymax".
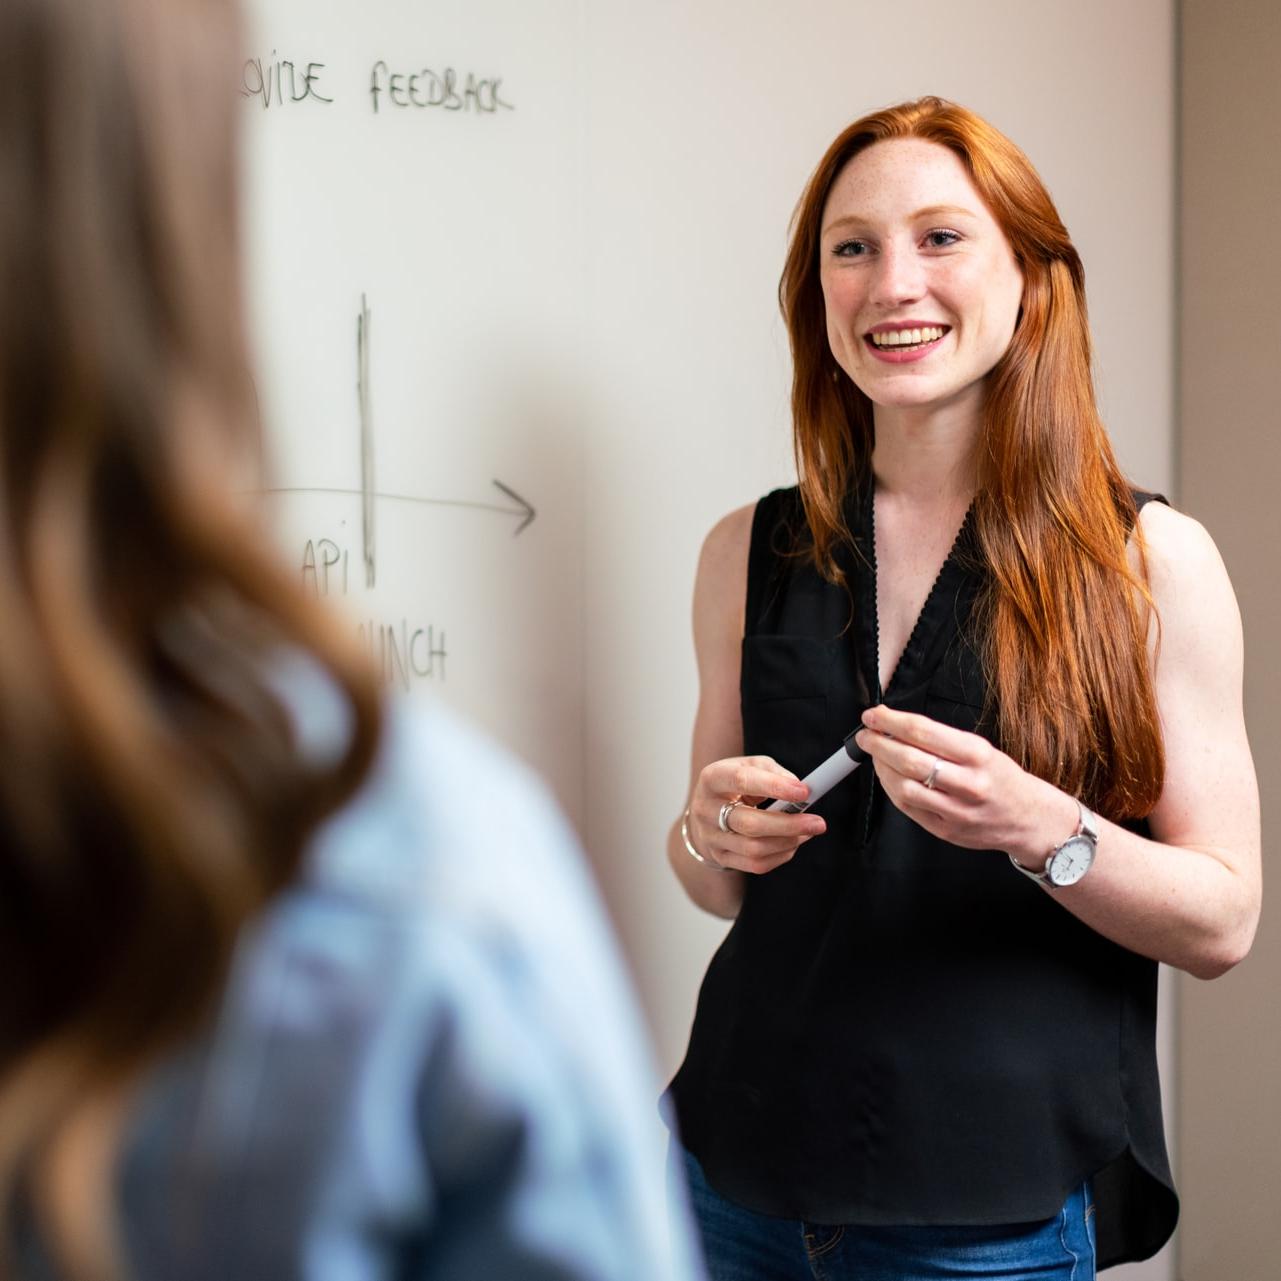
[{"xmin": 666, "ymin": 483, "xmax": 1177, "ymax": 1269}]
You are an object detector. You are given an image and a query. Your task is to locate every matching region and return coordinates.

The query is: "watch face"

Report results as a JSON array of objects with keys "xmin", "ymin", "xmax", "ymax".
[{"xmin": 1048, "ymin": 835, "xmax": 1095, "ymax": 887}]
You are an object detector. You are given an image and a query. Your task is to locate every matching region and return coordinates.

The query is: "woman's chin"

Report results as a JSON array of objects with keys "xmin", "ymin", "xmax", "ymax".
[{"xmin": 853, "ymin": 372, "xmax": 989, "ymax": 420}]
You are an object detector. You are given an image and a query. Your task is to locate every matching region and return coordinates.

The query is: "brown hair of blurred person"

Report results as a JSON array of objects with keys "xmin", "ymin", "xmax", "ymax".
[
  {"xmin": 778, "ymin": 96, "xmax": 1163, "ymax": 820},
  {"xmin": 0, "ymin": 0, "xmax": 382, "ymax": 1273}
]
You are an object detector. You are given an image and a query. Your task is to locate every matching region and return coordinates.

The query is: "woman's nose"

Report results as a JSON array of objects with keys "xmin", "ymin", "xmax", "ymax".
[{"xmin": 869, "ymin": 243, "xmax": 926, "ymax": 307}]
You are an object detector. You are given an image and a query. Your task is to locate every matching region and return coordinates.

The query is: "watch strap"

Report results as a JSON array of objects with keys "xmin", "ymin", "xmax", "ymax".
[{"xmin": 1009, "ymin": 799, "xmax": 1097, "ymax": 886}]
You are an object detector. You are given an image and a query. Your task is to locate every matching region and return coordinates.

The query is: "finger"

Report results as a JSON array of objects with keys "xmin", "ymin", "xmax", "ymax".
[
  {"xmin": 875, "ymin": 772, "xmax": 968, "ymax": 837},
  {"xmin": 717, "ymin": 832, "xmax": 815, "ymax": 875},
  {"xmin": 695, "ymin": 806, "xmax": 822, "ymax": 865},
  {"xmin": 701, "ymin": 757, "xmax": 809, "ymax": 806},
  {"xmin": 718, "ymin": 802, "xmax": 826, "ymax": 842},
  {"xmin": 859, "ymin": 722, "xmax": 1002, "ymax": 809},
  {"xmin": 737, "ymin": 848, "xmax": 803, "ymax": 875},
  {"xmin": 689, "ymin": 805, "xmax": 819, "ymax": 864},
  {"xmin": 719, "ymin": 830, "xmax": 817, "ymax": 861},
  {"xmin": 719, "ymin": 847, "xmax": 802, "ymax": 876},
  {"xmin": 861, "ymin": 705, "xmax": 989, "ymax": 766},
  {"xmin": 855, "ymin": 729, "xmax": 981, "ymax": 801},
  {"xmin": 855, "ymin": 728, "xmax": 941, "ymax": 782},
  {"xmin": 895, "ymin": 778, "xmax": 969, "ymax": 823}
]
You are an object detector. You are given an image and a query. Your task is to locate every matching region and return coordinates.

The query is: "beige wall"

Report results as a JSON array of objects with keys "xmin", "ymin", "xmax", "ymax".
[{"xmin": 1178, "ymin": 2, "xmax": 1281, "ymax": 1277}]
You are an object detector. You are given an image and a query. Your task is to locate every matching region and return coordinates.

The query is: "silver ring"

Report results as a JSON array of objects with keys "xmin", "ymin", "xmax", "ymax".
[
  {"xmin": 922, "ymin": 757, "xmax": 942, "ymax": 790},
  {"xmin": 718, "ymin": 800, "xmax": 743, "ymax": 833}
]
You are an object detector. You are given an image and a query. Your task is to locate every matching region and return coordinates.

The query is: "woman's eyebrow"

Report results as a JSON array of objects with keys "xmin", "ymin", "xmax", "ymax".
[
  {"xmin": 822, "ymin": 203, "xmax": 979, "ymax": 236},
  {"xmin": 911, "ymin": 204, "xmax": 979, "ymax": 221}
]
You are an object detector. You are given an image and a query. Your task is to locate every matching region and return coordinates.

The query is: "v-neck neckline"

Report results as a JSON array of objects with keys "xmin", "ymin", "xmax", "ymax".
[{"xmin": 852, "ymin": 480, "xmax": 977, "ymax": 706}]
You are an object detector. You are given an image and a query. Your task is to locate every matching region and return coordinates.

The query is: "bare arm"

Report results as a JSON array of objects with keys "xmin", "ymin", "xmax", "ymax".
[
  {"xmin": 855, "ymin": 502, "xmax": 1261, "ymax": 979},
  {"xmin": 666, "ymin": 505, "xmax": 825, "ymax": 919}
]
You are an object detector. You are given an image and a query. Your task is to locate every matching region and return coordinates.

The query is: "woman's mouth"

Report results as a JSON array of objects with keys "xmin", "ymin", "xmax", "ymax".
[{"xmin": 863, "ymin": 324, "xmax": 950, "ymax": 363}]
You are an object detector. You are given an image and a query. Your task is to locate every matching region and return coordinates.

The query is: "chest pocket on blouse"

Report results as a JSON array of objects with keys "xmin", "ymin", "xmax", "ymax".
[{"xmin": 740, "ymin": 635, "xmax": 836, "ymax": 776}]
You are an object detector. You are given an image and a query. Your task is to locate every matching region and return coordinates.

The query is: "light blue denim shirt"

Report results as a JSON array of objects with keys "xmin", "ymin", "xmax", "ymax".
[{"xmin": 101, "ymin": 696, "xmax": 704, "ymax": 1280}]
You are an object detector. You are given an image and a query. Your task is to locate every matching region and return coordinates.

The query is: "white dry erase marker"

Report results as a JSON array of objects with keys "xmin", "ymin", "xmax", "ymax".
[{"xmin": 764, "ymin": 729, "xmax": 871, "ymax": 814}]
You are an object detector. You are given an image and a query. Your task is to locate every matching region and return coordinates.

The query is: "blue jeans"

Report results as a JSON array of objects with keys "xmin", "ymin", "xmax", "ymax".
[{"xmin": 679, "ymin": 1147, "xmax": 1096, "ymax": 1281}]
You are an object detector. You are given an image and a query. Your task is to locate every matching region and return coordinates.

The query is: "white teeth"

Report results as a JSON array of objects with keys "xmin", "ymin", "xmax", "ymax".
[{"xmin": 870, "ymin": 325, "xmax": 945, "ymax": 348}]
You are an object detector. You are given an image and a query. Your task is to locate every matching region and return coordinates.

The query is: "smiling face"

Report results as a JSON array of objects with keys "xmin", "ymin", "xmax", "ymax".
[{"xmin": 819, "ymin": 138, "xmax": 1024, "ymax": 419}]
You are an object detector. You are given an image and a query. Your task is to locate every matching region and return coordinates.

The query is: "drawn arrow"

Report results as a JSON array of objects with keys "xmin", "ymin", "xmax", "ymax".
[
  {"xmin": 261, "ymin": 479, "xmax": 537, "ymax": 536},
  {"xmin": 489, "ymin": 479, "xmax": 536, "ymax": 534},
  {"xmin": 267, "ymin": 294, "xmax": 536, "ymax": 591}
]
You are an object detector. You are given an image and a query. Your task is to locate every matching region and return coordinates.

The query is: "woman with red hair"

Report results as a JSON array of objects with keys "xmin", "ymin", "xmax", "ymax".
[{"xmin": 665, "ymin": 97, "xmax": 1259, "ymax": 1278}]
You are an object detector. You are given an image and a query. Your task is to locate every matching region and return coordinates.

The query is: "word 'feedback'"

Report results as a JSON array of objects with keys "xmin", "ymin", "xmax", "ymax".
[
  {"xmin": 239, "ymin": 52, "xmax": 514, "ymax": 115},
  {"xmin": 369, "ymin": 62, "xmax": 513, "ymax": 114}
]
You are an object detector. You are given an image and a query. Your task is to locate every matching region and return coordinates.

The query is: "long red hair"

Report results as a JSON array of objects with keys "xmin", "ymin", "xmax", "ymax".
[{"xmin": 779, "ymin": 97, "xmax": 1163, "ymax": 818}]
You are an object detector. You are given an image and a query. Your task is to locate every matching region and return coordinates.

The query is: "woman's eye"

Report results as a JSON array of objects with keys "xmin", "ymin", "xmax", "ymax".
[
  {"xmin": 832, "ymin": 239, "xmax": 871, "ymax": 258},
  {"xmin": 924, "ymin": 229, "xmax": 961, "ymax": 248}
]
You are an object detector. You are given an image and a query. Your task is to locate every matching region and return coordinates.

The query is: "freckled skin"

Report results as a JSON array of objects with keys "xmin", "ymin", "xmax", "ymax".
[{"xmin": 819, "ymin": 139, "xmax": 1024, "ymax": 420}]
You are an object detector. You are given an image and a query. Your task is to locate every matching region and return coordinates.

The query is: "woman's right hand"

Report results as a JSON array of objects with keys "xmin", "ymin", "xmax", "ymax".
[{"xmin": 687, "ymin": 756, "xmax": 827, "ymax": 875}]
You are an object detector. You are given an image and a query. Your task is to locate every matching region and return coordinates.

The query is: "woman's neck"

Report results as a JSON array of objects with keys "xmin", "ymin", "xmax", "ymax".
[{"xmin": 870, "ymin": 400, "xmax": 981, "ymax": 507}]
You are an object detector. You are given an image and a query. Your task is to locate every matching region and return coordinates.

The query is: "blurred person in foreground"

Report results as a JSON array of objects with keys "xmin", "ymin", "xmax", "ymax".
[{"xmin": 0, "ymin": 1, "xmax": 704, "ymax": 1278}]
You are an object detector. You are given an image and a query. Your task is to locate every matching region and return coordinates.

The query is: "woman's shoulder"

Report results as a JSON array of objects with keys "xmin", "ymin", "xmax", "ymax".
[
  {"xmin": 1135, "ymin": 500, "xmax": 1231, "ymax": 600},
  {"xmin": 1132, "ymin": 502, "xmax": 1243, "ymax": 674},
  {"xmin": 698, "ymin": 488, "xmax": 803, "ymax": 578},
  {"xmin": 699, "ymin": 501, "xmax": 756, "ymax": 567}
]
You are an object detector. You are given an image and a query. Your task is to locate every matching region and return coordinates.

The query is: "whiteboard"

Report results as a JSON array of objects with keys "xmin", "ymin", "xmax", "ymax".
[
  {"xmin": 242, "ymin": 0, "xmax": 584, "ymax": 815},
  {"xmin": 241, "ymin": 6, "xmax": 1177, "ymax": 1276}
]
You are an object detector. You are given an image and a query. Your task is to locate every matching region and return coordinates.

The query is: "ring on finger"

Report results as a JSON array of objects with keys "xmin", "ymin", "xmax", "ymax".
[
  {"xmin": 718, "ymin": 800, "xmax": 744, "ymax": 833},
  {"xmin": 922, "ymin": 756, "xmax": 943, "ymax": 790}
]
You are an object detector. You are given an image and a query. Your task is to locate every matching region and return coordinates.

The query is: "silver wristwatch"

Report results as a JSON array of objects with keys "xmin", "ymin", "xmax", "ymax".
[{"xmin": 1009, "ymin": 800, "xmax": 1099, "ymax": 889}]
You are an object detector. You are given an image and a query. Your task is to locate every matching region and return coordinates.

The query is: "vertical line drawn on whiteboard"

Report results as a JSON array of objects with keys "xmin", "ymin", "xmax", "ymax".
[
  {"xmin": 357, "ymin": 293, "xmax": 375, "ymax": 587},
  {"xmin": 262, "ymin": 290, "xmax": 537, "ymax": 548}
]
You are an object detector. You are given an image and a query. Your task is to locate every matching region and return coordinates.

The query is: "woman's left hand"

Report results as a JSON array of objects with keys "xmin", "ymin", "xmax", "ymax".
[{"xmin": 855, "ymin": 704, "xmax": 1076, "ymax": 864}]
